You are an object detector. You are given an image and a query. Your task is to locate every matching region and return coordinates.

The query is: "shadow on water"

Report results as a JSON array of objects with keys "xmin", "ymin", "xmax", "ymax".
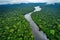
[{"xmin": 24, "ymin": 6, "xmax": 49, "ymax": 40}]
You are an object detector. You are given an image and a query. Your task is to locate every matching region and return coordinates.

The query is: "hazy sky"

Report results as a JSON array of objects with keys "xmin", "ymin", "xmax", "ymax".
[{"xmin": 0, "ymin": 0, "xmax": 60, "ymax": 4}]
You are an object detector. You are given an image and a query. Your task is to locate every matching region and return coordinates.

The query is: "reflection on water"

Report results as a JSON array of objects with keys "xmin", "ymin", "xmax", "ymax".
[
  {"xmin": 24, "ymin": 6, "xmax": 49, "ymax": 40},
  {"xmin": 34, "ymin": 6, "xmax": 41, "ymax": 12}
]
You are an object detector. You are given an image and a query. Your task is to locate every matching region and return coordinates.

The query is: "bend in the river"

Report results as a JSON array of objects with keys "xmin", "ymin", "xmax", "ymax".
[{"xmin": 24, "ymin": 6, "xmax": 49, "ymax": 40}]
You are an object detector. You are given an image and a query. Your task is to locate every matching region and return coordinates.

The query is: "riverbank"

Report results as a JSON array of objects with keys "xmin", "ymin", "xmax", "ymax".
[{"xmin": 24, "ymin": 6, "xmax": 49, "ymax": 40}]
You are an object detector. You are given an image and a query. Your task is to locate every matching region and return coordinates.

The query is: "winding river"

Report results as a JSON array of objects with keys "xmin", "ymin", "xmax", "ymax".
[{"xmin": 24, "ymin": 6, "xmax": 49, "ymax": 40}]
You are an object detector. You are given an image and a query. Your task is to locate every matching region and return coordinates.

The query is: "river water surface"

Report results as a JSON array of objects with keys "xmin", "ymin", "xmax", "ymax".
[{"xmin": 24, "ymin": 6, "xmax": 49, "ymax": 40}]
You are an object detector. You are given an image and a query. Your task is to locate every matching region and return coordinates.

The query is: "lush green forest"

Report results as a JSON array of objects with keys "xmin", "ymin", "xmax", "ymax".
[
  {"xmin": 0, "ymin": 4, "xmax": 35, "ymax": 40},
  {"xmin": 0, "ymin": 3, "xmax": 60, "ymax": 40},
  {"xmin": 32, "ymin": 4, "xmax": 60, "ymax": 40}
]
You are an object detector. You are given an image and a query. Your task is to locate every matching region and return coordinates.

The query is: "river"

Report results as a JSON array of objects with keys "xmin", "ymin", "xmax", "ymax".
[{"xmin": 24, "ymin": 6, "xmax": 49, "ymax": 40}]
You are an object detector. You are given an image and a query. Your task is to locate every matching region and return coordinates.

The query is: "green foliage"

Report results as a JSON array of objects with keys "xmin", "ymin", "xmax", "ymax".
[
  {"xmin": 31, "ymin": 6, "xmax": 60, "ymax": 40},
  {"xmin": 50, "ymin": 30, "xmax": 55, "ymax": 35},
  {"xmin": 0, "ymin": 5, "xmax": 34, "ymax": 40}
]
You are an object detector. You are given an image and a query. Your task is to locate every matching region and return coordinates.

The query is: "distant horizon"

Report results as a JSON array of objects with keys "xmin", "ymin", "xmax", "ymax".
[
  {"xmin": 0, "ymin": 0, "xmax": 60, "ymax": 5},
  {"xmin": 0, "ymin": 2, "xmax": 60, "ymax": 5}
]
